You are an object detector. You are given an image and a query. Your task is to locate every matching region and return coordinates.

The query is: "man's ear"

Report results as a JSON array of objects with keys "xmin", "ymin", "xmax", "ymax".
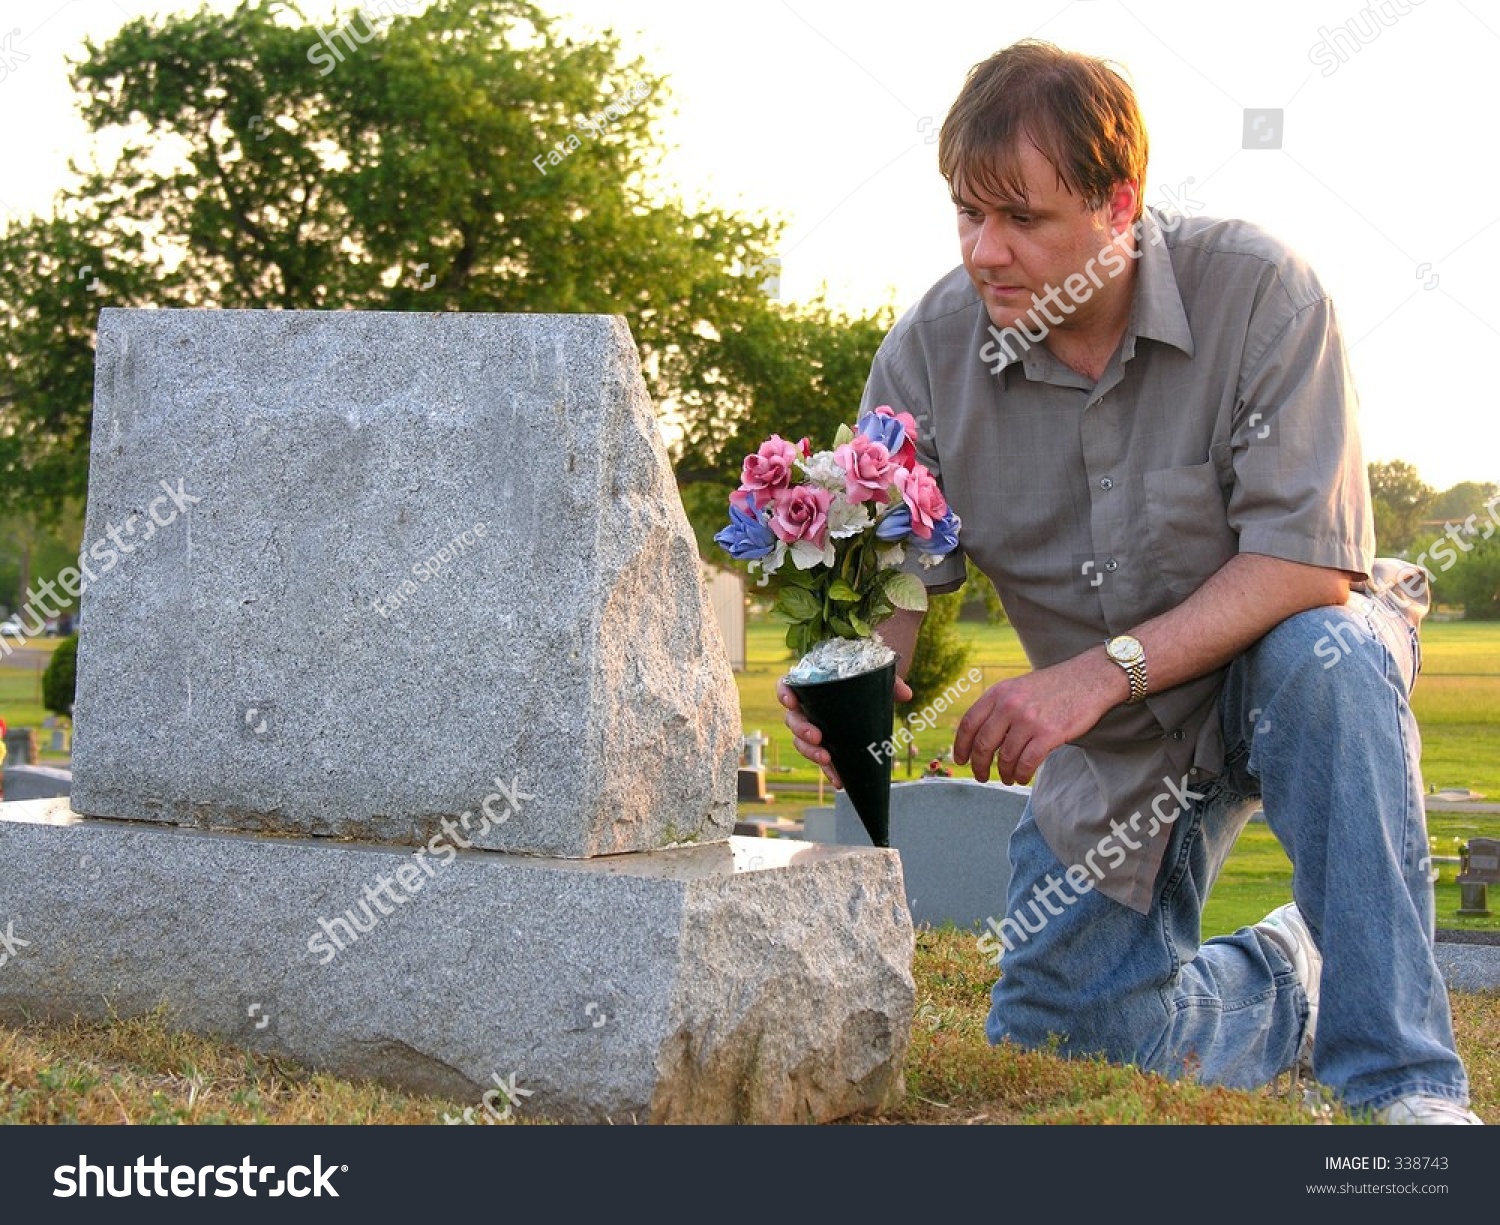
[{"xmin": 1107, "ymin": 180, "xmax": 1141, "ymax": 235}]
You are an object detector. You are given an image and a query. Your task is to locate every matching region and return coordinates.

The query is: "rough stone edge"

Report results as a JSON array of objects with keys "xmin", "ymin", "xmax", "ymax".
[{"xmin": 651, "ymin": 849, "xmax": 915, "ymax": 1123}]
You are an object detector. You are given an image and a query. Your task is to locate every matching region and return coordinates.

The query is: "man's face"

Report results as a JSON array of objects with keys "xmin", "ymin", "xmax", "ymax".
[{"xmin": 954, "ymin": 139, "xmax": 1137, "ymax": 335}]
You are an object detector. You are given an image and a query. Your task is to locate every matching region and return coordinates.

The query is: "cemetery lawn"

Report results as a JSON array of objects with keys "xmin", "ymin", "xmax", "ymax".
[{"xmin": 1, "ymin": 935, "xmax": 1495, "ymax": 1125}]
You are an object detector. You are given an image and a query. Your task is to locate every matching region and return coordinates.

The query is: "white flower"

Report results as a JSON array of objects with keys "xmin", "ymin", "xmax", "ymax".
[
  {"xmin": 797, "ymin": 450, "xmax": 847, "ymax": 492},
  {"xmin": 789, "ymin": 539, "xmax": 836, "ymax": 570},
  {"xmin": 878, "ymin": 543, "xmax": 906, "ymax": 568},
  {"xmin": 919, "ymin": 550, "xmax": 946, "ymax": 569},
  {"xmin": 750, "ymin": 542, "xmax": 788, "ymax": 582},
  {"xmin": 825, "ymin": 497, "xmax": 871, "ymax": 540}
]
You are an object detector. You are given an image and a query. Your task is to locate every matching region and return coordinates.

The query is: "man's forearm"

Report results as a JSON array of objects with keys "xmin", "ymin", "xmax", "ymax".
[
  {"xmin": 877, "ymin": 608, "xmax": 924, "ymax": 680},
  {"xmin": 1084, "ymin": 552, "xmax": 1354, "ymax": 707}
]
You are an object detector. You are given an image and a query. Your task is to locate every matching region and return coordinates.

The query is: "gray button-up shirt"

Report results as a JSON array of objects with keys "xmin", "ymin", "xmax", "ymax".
[{"xmin": 861, "ymin": 208, "xmax": 1374, "ymax": 913}]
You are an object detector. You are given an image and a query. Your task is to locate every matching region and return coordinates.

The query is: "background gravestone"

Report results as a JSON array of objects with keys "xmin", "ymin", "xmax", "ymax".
[
  {"xmin": 800, "ymin": 778, "xmax": 1028, "ymax": 928},
  {"xmin": 72, "ymin": 308, "xmax": 738, "ymax": 858}
]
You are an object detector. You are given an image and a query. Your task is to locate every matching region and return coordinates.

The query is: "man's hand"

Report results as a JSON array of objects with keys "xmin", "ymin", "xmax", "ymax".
[
  {"xmin": 954, "ymin": 649, "xmax": 1122, "ymax": 785},
  {"xmin": 954, "ymin": 553, "xmax": 1350, "ymax": 786}
]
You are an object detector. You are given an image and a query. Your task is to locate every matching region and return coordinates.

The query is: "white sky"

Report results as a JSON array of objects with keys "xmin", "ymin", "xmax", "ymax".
[{"xmin": 1, "ymin": 0, "xmax": 1495, "ymax": 492}]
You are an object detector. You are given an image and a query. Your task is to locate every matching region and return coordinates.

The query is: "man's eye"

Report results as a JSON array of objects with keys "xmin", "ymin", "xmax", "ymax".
[
  {"xmin": 957, "ymin": 206, "xmax": 982, "ymax": 221},
  {"xmin": 1010, "ymin": 214, "xmax": 1033, "ymax": 225}
]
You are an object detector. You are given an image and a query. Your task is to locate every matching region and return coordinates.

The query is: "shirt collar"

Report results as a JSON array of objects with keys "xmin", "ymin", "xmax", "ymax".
[{"xmin": 1126, "ymin": 207, "xmax": 1195, "ymax": 360}]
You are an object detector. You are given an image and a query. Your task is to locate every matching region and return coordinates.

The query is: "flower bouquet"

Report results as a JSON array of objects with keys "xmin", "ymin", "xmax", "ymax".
[{"xmin": 714, "ymin": 406, "xmax": 960, "ymax": 846}]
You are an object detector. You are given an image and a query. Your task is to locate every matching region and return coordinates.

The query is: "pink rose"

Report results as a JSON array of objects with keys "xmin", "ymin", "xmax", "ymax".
[
  {"xmin": 832, "ymin": 434, "xmax": 898, "ymax": 504},
  {"xmin": 768, "ymin": 484, "xmax": 832, "ymax": 548},
  {"xmin": 893, "ymin": 464, "xmax": 948, "ymax": 540},
  {"xmin": 739, "ymin": 435, "xmax": 800, "ymax": 509}
]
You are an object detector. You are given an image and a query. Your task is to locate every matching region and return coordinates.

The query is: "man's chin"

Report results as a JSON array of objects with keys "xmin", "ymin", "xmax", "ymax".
[{"xmin": 981, "ymin": 305, "xmax": 1038, "ymax": 334}]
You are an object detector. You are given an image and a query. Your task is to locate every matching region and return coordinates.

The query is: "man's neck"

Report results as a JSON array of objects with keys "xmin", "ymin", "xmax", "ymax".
[{"xmin": 1043, "ymin": 255, "xmax": 1137, "ymax": 384}]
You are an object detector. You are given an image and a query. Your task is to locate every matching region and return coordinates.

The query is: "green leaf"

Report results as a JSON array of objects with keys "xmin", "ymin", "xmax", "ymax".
[
  {"xmin": 778, "ymin": 566, "xmax": 820, "ymax": 589},
  {"xmin": 848, "ymin": 613, "xmax": 871, "ymax": 637},
  {"xmin": 827, "ymin": 578, "xmax": 859, "ymax": 603},
  {"xmin": 885, "ymin": 571, "xmax": 930, "ymax": 612},
  {"xmin": 832, "ymin": 423, "xmax": 854, "ymax": 447},
  {"xmin": 828, "ymin": 614, "xmax": 854, "ymax": 638},
  {"xmin": 776, "ymin": 585, "xmax": 822, "ymax": 621}
]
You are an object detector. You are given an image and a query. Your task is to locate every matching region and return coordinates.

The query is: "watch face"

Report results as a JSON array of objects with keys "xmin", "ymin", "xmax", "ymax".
[{"xmin": 1108, "ymin": 636, "xmax": 1143, "ymax": 664}]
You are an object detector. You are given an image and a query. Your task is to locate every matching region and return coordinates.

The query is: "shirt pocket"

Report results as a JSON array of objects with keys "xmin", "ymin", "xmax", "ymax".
[{"xmin": 1141, "ymin": 456, "xmax": 1238, "ymax": 600}]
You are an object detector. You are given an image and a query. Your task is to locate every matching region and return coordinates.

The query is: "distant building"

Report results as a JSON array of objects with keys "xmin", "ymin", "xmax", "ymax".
[{"xmin": 701, "ymin": 563, "xmax": 746, "ymax": 672}]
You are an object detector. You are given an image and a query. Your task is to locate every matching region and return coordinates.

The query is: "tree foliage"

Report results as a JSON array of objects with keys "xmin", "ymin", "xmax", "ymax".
[
  {"xmin": 1, "ymin": 0, "xmax": 799, "ymax": 516},
  {"xmin": 899, "ymin": 590, "xmax": 971, "ymax": 719},
  {"xmin": 1442, "ymin": 533, "xmax": 1500, "ymax": 620},
  {"xmin": 43, "ymin": 633, "xmax": 79, "ymax": 715},
  {"xmin": 1369, "ymin": 459, "xmax": 1434, "ymax": 555}
]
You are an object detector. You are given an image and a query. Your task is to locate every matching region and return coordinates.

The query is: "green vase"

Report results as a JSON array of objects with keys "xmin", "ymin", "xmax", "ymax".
[{"xmin": 786, "ymin": 658, "xmax": 896, "ymax": 847}]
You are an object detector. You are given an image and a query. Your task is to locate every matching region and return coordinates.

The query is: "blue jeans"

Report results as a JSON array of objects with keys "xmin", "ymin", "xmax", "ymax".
[{"xmin": 987, "ymin": 595, "xmax": 1470, "ymax": 1112}]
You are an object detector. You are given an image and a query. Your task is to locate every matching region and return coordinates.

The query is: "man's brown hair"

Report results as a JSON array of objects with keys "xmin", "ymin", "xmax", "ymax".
[{"xmin": 938, "ymin": 41, "xmax": 1148, "ymax": 220}]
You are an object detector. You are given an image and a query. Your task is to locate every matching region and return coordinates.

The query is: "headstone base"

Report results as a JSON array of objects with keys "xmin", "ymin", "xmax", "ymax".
[{"xmin": 0, "ymin": 801, "xmax": 913, "ymax": 1124}]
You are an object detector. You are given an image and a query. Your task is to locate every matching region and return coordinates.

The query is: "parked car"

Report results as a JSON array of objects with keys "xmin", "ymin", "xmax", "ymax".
[{"xmin": 0, "ymin": 616, "xmax": 27, "ymax": 639}]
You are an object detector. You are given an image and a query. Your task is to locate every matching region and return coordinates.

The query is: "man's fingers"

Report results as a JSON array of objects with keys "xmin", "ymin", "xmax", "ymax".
[{"xmin": 779, "ymin": 680, "xmax": 841, "ymax": 786}]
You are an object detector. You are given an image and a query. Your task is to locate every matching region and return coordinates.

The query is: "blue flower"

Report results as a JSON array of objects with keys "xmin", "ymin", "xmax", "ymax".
[
  {"xmin": 856, "ymin": 405, "xmax": 918, "ymax": 468},
  {"xmin": 916, "ymin": 508, "xmax": 961, "ymax": 555},
  {"xmin": 874, "ymin": 505, "xmax": 912, "ymax": 541},
  {"xmin": 714, "ymin": 499, "xmax": 776, "ymax": 560}
]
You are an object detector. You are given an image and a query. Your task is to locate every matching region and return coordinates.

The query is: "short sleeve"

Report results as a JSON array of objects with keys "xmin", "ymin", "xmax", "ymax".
[
  {"xmin": 861, "ymin": 331, "xmax": 968, "ymax": 594},
  {"xmin": 1228, "ymin": 294, "xmax": 1374, "ymax": 579}
]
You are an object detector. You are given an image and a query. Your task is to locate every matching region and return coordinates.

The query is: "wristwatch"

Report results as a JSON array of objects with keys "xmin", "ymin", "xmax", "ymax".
[{"xmin": 1105, "ymin": 634, "xmax": 1148, "ymax": 704}]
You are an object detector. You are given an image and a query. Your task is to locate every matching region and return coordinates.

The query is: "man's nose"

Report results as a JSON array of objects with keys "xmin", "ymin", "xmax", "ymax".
[{"xmin": 968, "ymin": 217, "xmax": 1012, "ymax": 268}]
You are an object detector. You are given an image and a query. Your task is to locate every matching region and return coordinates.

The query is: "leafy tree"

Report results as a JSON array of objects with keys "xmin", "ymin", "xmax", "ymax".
[
  {"xmin": 1428, "ymin": 481, "xmax": 1499, "ymax": 523},
  {"xmin": 1, "ymin": 0, "xmax": 780, "ymax": 516},
  {"xmin": 43, "ymin": 634, "xmax": 79, "ymax": 715},
  {"xmin": 961, "ymin": 557, "xmax": 1007, "ymax": 623},
  {"xmin": 1368, "ymin": 460, "xmax": 1434, "ymax": 554},
  {"xmin": 671, "ymin": 295, "xmax": 896, "ymax": 488},
  {"xmin": 1442, "ymin": 533, "xmax": 1500, "ymax": 620},
  {"xmin": 899, "ymin": 590, "xmax": 971, "ymax": 718}
]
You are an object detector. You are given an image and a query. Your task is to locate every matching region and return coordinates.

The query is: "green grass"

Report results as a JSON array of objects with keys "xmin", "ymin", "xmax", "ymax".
[{"xmin": 3, "ymin": 931, "xmax": 1494, "ymax": 1124}]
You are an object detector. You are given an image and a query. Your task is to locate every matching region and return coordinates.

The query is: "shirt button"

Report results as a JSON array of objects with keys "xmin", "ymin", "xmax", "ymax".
[
  {"xmin": 1104, "ymin": 557, "xmax": 1119, "ymax": 572},
  {"xmin": 1099, "ymin": 477, "xmax": 1114, "ymax": 490},
  {"xmin": 1171, "ymin": 729, "xmax": 1184, "ymax": 741}
]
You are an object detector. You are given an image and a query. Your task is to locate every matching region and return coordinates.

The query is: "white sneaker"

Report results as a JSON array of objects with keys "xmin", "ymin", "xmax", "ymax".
[
  {"xmin": 1255, "ymin": 903, "xmax": 1321, "ymax": 1076},
  {"xmin": 1377, "ymin": 1095, "xmax": 1483, "ymax": 1125}
]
